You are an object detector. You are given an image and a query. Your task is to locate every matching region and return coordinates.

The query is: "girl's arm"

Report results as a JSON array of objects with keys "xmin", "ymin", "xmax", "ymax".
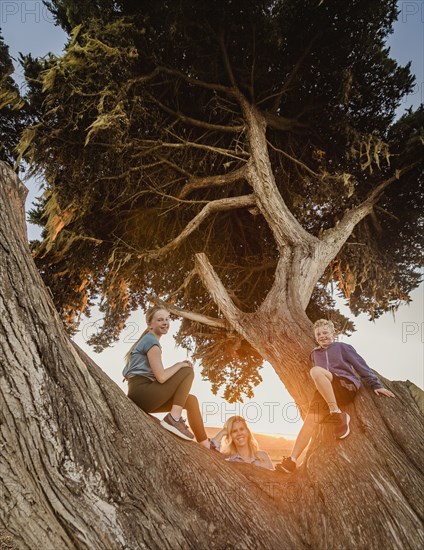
[{"xmin": 147, "ymin": 346, "xmax": 193, "ymax": 383}]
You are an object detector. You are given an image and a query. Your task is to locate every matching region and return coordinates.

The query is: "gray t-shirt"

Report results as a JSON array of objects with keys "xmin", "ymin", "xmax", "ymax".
[{"xmin": 122, "ymin": 332, "xmax": 161, "ymax": 381}]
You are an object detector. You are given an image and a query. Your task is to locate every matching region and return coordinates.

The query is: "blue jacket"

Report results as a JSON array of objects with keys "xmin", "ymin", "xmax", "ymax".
[{"xmin": 310, "ymin": 341, "xmax": 383, "ymax": 390}]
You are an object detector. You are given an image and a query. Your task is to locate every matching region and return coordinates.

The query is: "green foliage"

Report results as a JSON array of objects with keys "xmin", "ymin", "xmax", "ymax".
[
  {"xmin": 176, "ymin": 319, "xmax": 265, "ymax": 403},
  {"xmin": 0, "ymin": 32, "xmax": 31, "ymax": 167},
  {"xmin": 17, "ymin": 0, "xmax": 423, "ymax": 399},
  {"xmin": 345, "ymin": 106, "xmax": 424, "ymax": 318}
]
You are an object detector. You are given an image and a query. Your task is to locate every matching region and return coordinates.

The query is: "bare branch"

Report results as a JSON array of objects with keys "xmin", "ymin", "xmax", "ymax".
[
  {"xmin": 148, "ymin": 94, "xmax": 244, "ymax": 133},
  {"xmin": 266, "ymin": 140, "xmax": 320, "ymax": 177},
  {"xmin": 250, "ymin": 25, "xmax": 256, "ymax": 101},
  {"xmin": 375, "ymin": 205, "xmax": 400, "ymax": 221},
  {"xmin": 179, "ymin": 165, "xmax": 248, "ymax": 198},
  {"xmin": 123, "ymin": 67, "xmax": 163, "ymax": 88},
  {"xmin": 263, "ymin": 112, "xmax": 306, "ymax": 132},
  {"xmin": 150, "ymin": 139, "xmax": 249, "ymax": 161},
  {"xmin": 94, "ymin": 165, "xmax": 143, "ymax": 182},
  {"xmin": 157, "ymin": 66, "xmax": 235, "ymax": 95},
  {"xmin": 219, "ymin": 31, "xmax": 238, "ymax": 89},
  {"xmin": 256, "ymin": 88, "xmax": 290, "ymax": 106},
  {"xmin": 195, "ymin": 252, "xmax": 245, "ymax": 333},
  {"xmin": 236, "ymin": 260, "xmax": 278, "ymax": 287},
  {"xmin": 142, "ymin": 185, "xmax": 211, "ymax": 205},
  {"xmin": 321, "ymin": 164, "xmax": 417, "ymax": 253},
  {"xmin": 158, "ymin": 300, "xmax": 227, "ymax": 329},
  {"xmin": 142, "ymin": 195, "xmax": 256, "ymax": 260},
  {"xmin": 164, "ymin": 270, "xmax": 197, "ymax": 300},
  {"xmin": 293, "ymin": 163, "xmax": 420, "ymax": 309},
  {"xmin": 156, "ymin": 156, "xmax": 192, "ymax": 177},
  {"xmin": 271, "ymin": 35, "xmax": 319, "ymax": 112}
]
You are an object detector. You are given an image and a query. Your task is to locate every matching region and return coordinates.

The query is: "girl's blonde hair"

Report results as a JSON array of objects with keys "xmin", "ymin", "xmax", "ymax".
[
  {"xmin": 124, "ymin": 305, "xmax": 169, "ymax": 365},
  {"xmin": 221, "ymin": 416, "xmax": 263, "ymax": 462}
]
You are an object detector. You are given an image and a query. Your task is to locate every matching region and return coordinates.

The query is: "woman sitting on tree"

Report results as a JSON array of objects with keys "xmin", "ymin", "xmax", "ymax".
[
  {"xmin": 211, "ymin": 416, "xmax": 274, "ymax": 470},
  {"xmin": 123, "ymin": 305, "xmax": 211, "ymax": 448}
]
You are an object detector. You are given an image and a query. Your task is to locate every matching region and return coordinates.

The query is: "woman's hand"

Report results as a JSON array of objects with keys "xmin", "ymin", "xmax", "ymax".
[{"xmin": 214, "ymin": 428, "xmax": 228, "ymax": 442}]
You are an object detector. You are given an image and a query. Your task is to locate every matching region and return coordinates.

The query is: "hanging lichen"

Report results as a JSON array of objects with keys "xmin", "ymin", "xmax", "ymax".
[{"xmin": 346, "ymin": 128, "xmax": 391, "ymax": 173}]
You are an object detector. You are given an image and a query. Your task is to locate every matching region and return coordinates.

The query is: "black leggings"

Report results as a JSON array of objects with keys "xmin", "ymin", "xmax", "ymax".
[{"xmin": 127, "ymin": 367, "xmax": 207, "ymax": 442}]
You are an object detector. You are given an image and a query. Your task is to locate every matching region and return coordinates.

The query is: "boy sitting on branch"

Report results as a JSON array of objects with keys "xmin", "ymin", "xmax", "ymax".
[{"xmin": 276, "ymin": 319, "xmax": 395, "ymax": 474}]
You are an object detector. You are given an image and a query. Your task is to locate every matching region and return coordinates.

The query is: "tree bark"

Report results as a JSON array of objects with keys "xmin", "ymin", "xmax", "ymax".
[{"xmin": 1, "ymin": 162, "xmax": 423, "ymax": 549}]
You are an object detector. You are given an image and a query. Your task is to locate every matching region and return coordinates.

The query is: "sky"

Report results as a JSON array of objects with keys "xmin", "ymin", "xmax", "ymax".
[{"xmin": 1, "ymin": 1, "xmax": 423, "ymax": 437}]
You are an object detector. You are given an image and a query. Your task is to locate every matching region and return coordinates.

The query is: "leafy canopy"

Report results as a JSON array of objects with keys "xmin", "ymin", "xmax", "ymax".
[
  {"xmin": 0, "ymin": 32, "xmax": 33, "ymax": 167},
  {"xmin": 14, "ymin": 0, "xmax": 423, "ymax": 399}
]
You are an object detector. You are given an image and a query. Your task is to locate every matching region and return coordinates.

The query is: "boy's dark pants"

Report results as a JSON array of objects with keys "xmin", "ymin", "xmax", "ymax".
[{"xmin": 308, "ymin": 374, "xmax": 357, "ymax": 420}]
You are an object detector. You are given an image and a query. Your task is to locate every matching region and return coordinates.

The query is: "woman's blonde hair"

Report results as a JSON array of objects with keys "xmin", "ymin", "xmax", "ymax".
[
  {"xmin": 221, "ymin": 416, "xmax": 263, "ymax": 462},
  {"xmin": 123, "ymin": 305, "xmax": 169, "ymax": 365}
]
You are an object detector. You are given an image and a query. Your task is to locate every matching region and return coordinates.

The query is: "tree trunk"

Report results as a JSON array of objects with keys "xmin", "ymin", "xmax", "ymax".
[
  {"xmin": 237, "ymin": 309, "xmax": 315, "ymax": 412},
  {"xmin": 1, "ymin": 161, "xmax": 423, "ymax": 549}
]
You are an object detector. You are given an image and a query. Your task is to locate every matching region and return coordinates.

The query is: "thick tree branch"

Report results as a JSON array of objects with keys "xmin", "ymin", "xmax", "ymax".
[
  {"xmin": 259, "ymin": 247, "xmax": 292, "ymax": 313},
  {"xmin": 142, "ymin": 195, "xmax": 256, "ymax": 260},
  {"xmin": 241, "ymin": 103, "xmax": 318, "ymax": 249},
  {"xmin": 295, "ymin": 164, "xmax": 419, "ymax": 309},
  {"xmin": 157, "ymin": 300, "xmax": 227, "ymax": 329},
  {"xmin": 195, "ymin": 252, "xmax": 246, "ymax": 334},
  {"xmin": 179, "ymin": 165, "xmax": 248, "ymax": 198}
]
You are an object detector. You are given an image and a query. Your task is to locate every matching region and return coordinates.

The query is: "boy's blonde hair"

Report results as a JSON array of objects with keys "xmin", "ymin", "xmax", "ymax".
[{"xmin": 313, "ymin": 319, "xmax": 336, "ymax": 332}]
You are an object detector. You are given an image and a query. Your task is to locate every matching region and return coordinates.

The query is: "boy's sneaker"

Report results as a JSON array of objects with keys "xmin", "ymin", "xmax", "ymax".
[
  {"xmin": 333, "ymin": 412, "xmax": 351, "ymax": 439},
  {"xmin": 276, "ymin": 456, "xmax": 297, "ymax": 474},
  {"xmin": 160, "ymin": 413, "xmax": 195, "ymax": 441}
]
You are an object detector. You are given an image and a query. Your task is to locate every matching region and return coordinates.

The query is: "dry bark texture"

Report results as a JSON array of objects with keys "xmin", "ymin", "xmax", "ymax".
[{"xmin": 1, "ymin": 162, "xmax": 423, "ymax": 549}]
